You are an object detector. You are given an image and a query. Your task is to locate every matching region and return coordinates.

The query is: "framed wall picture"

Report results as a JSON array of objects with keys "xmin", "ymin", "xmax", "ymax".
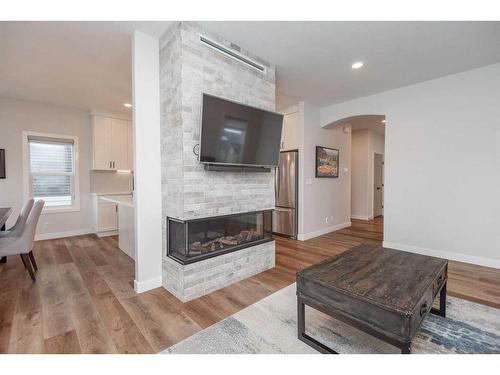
[
  {"xmin": 315, "ymin": 146, "xmax": 339, "ymax": 178},
  {"xmin": 0, "ymin": 149, "xmax": 5, "ymax": 179}
]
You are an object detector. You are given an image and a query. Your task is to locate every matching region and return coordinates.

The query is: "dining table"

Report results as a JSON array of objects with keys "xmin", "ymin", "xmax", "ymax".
[{"xmin": 0, "ymin": 206, "xmax": 13, "ymax": 263}]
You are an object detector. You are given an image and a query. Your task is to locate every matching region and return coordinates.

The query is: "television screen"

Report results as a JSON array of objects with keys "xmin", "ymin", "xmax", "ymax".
[{"xmin": 200, "ymin": 94, "xmax": 283, "ymax": 167}]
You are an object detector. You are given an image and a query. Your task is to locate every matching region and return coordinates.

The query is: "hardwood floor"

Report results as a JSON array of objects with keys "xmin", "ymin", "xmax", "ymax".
[{"xmin": 0, "ymin": 217, "xmax": 499, "ymax": 353}]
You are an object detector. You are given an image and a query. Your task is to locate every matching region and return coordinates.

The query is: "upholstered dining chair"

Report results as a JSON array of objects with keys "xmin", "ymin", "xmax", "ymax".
[
  {"xmin": 0, "ymin": 198, "xmax": 34, "ymax": 237},
  {"xmin": 0, "ymin": 200, "xmax": 44, "ymax": 281}
]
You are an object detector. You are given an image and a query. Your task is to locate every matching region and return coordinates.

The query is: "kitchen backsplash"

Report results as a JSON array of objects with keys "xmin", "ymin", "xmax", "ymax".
[{"xmin": 90, "ymin": 170, "xmax": 133, "ymax": 194}]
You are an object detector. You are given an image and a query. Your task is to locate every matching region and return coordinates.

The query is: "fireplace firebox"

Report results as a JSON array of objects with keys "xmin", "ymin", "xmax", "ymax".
[{"xmin": 167, "ymin": 210, "xmax": 273, "ymax": 264}]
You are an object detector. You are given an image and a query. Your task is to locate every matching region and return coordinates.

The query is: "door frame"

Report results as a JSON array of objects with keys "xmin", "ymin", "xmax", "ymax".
[{"xmin": 372, "ymin": 152, "xmax": 384, "ymax": 218}]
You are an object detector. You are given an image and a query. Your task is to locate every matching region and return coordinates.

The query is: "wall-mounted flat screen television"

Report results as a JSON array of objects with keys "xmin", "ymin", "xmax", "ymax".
[{"xmin": 199, "ymin": 94, "xmax": 283, "ymax": 168}]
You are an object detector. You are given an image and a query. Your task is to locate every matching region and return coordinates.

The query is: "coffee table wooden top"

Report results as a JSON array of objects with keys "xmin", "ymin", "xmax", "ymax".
[{"xmin": 298, "ymin": 244, "xmax": 448, "ymax": 313}]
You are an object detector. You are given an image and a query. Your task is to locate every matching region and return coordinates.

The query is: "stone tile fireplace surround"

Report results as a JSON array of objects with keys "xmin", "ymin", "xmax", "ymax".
[{"xmin": 160, "ymin": 22, "xmax": 277, "ymax": 302}]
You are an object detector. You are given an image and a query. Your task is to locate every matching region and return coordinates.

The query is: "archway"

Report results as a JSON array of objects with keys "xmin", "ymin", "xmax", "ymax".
[{"xmin": 329, "ymin": 115, "xmax": 387, "ymax": 238}]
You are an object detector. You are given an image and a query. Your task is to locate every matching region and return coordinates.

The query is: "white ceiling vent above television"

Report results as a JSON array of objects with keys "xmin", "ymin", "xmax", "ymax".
[{"xmin": 199, "ymin": 35, "xmax": 266, "ymax": 73}]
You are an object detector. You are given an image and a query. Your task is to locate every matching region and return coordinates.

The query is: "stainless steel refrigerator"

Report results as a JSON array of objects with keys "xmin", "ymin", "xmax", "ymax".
[{"xmin": 273, "ymin": 150, "xmax": 298, "ymax": 238}]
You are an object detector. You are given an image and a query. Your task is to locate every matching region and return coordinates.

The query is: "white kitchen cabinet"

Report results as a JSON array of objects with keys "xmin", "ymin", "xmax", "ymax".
[
  {"xmin": 92, "ymin": 116, "xmax": 113, "ymax": 170},
  {"xmin": 92, "ymin": 195, "xmax": 120, "ymax": 237},
  {"xmin": 281, "ymin": 111, "xmax": 299, "ymax": 150},
  {"xmin": 111, "ymin": 118, "xmax": 129, "ymax": 170},
  {"xmin": 91, "ymin": 115, "xmax": 133, "ymax": 170},
  {"xmin": 118, "ymin": 203, "xmax": 135, "ymax": 260},
  {"xmin": 98, "ymin": 203, "xmax": 118, "ymax": 232}
]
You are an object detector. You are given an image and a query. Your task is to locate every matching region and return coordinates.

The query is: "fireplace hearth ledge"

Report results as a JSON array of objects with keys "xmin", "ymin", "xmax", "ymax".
[{"xmin": 162, "ymin": 240, "xmax": 275, "ymax": 302}]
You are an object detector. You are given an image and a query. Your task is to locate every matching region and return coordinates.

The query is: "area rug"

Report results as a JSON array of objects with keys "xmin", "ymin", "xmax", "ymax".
[{"xmin": 162, "ymin": 284, "xmax": 500, "ymax": 354}]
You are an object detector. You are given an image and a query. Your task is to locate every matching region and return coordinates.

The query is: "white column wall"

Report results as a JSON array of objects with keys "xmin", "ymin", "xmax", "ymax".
[{"xmin": 132, "ymin": 31, "xmax": 163, "ymax": 292}]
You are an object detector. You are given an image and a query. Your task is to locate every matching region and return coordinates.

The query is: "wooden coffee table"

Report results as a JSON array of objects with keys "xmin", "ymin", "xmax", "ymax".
[{"xmin": 296, "ymin": 244, "xmax": 448, "ymax": 354}]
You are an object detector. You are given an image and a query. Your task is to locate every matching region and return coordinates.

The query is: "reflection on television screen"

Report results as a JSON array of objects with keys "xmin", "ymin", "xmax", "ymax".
[{"xmin": 217, "ymin": 117, "xmax": 247, "ymax": 163}]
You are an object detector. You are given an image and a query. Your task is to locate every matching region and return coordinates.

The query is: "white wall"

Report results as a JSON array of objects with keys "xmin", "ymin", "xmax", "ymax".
[
  {"xmin": 371, "ymin": 131, "xmax": 385, "ymax": 155},
  {"xmin": 321, "ymin": 63, "xmax": 500, "ymax": 268},
  {"xmin": 276, "ymin": 92, "xmax": 300, "ymax": 113},
  {"xmin": 298, "ymin": 101, "xmax": 351, "ymax": 240},
  {"xmin": 0, "ymin": 96, "xmax": 93, "ymax": 239},
  {"xmin": 132, "ymin": 31, "xmax": 163, "ymax": 292},
  {"xmin": 368, "ymin": 131, "xmax": 385, "ymax": 217},
  {"xmin": 351, "ymin": 129, "xmax": 385, "ymax": 220},
  {"xmin": 351, "ymin": 129, "xmax": 370, "ymax": 219}
]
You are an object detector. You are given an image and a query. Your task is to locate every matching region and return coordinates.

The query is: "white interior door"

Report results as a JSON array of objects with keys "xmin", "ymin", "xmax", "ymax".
[{"xmin": 373, "ymin": 153, "xmax": 384, "ymax": 217}]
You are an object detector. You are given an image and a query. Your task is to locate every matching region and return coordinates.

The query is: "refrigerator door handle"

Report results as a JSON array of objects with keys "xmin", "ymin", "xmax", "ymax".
[
  {"xmin": 275, "ymin": 164, "xmax": 280, "ymax": 201},
  {"xmin": 275, "ymin": 167, "xmax": 278, "ymax": 200},
  {"xmin": 278, "ymin": 164, "xmax": 281, "ymax": 199}
]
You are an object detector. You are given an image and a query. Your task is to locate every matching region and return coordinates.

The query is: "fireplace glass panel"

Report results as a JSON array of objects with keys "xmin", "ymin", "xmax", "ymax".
[
  {"xmin": 167, "ymin": 210, "xmax": 272, "ymax": 264},
  {"xmin": 168, "ymin": 218, "xmax": 186, "ymax": 257}
]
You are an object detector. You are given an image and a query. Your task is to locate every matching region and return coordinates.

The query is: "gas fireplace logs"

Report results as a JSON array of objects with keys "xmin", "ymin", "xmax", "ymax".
[{"xmin": 188, "ymin": 229, "xmax": 262, "ymax": 254}]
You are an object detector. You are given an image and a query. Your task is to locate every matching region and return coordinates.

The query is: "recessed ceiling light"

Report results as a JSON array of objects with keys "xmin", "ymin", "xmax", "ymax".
[
  {"xmin": 381, "ymin": 119, "xmax": 386, "ymax": 123},
  {"xmin": 351, "ymin": 61, "xmax": 364, "ymax": 70},
  {"xmin": 124, "ymin": 103, "xmax": 132, "ymax": 108}
]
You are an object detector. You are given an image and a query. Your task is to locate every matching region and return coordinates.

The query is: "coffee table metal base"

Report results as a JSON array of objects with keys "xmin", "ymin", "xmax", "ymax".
[{"xmin": 297, "ymin": 283, "xmax": 447, "ymax": 354}]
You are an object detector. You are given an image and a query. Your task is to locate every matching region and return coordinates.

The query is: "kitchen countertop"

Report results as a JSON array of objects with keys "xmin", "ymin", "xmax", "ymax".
[
  {"xmin": 91, "ymin": 192, "xmax": 132, "ymax": 197},
  {"xmin": 100, "ymin": 195, "xmax": 134, "ymax": 208}
]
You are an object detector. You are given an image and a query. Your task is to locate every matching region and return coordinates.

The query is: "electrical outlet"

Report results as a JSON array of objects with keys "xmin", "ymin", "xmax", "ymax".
[{"xmin": 325, "ymin": 217, "xmax": 329, "ymax": 224}]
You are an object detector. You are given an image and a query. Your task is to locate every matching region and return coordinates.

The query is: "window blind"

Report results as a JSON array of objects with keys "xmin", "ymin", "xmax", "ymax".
[{"xmin": 28, "ymin": 138, "xmax": 74, "ymax": 207}]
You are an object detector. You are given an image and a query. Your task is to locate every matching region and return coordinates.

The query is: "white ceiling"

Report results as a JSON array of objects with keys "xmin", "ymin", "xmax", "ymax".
[
  {"xmin": 0, "ymin": 21, "xmax": 166, "ymax": 113},
  {"xmin": 1, "ymin": 21, "xmax": 499, "ymax": 113},
  {"xmin": 199, "ymin": 22, "xmax": 500, "ymax": 106}
]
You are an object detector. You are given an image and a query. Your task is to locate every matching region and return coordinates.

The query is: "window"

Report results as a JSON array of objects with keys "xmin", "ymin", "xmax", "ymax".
[{"xmin": 23, "ymin": 132, "xmax": 80, "ymax": 213}]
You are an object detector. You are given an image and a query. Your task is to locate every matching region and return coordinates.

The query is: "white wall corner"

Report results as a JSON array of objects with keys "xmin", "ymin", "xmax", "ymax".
[
  {"xmin": 350, "ymin": 214, "xmax": 373, "ymax": 221},
  {"xmin": 134, "ymin": 277, "xmax": 163, "ymax": 293},
  {"xmin": 298, "ymin": 221, "xmax": 351, "ymax": 241}
]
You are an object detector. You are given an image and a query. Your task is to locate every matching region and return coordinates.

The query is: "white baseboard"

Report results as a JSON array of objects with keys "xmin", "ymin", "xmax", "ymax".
[
  {"xmin": 298, "ymin": 222, "xmax": 352, "ymax": 241},
  {"xmin": 96, "ymin": 230, "xmax": 118, "ymax": 238},
  {"xmin": 351, "ymin": 214, "xmax": 373, "ymax": 220},
  {"xmin": 35, "ymin": 228, "xmax": 94, "ymax": 241},
  {"xmin": 383, "ymin": 241, "xmax": 500, "ymax": 270},
  {"xmin": 134, "ymin": 276, "xmax": 163, "ymax": 293}
]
